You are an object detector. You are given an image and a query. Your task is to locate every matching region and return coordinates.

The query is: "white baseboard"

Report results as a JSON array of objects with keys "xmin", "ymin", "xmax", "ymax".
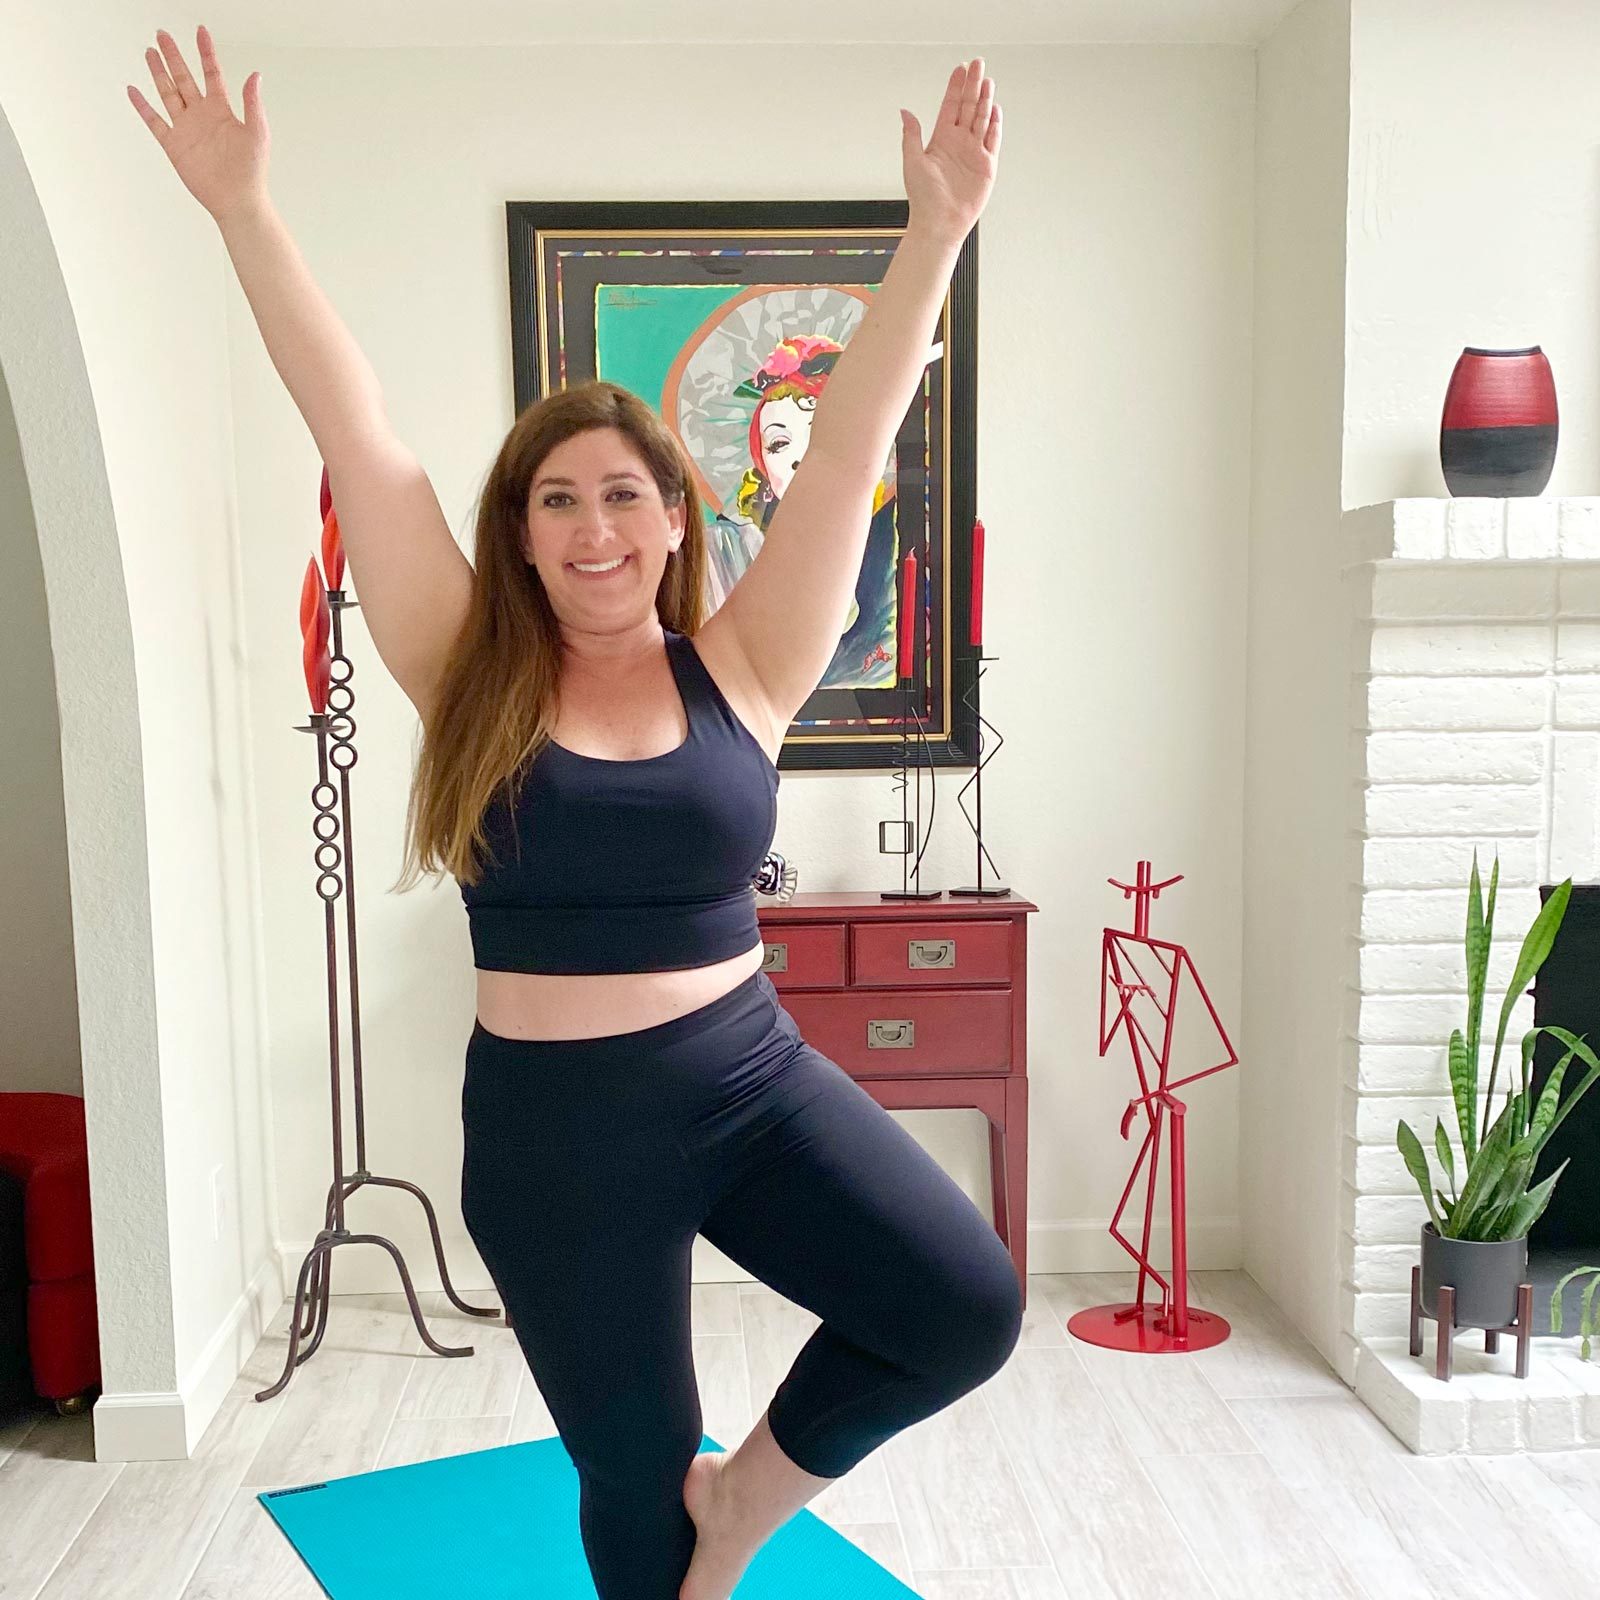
[{"xmin": 91, "ymin": 1253, "xmax": 286, "ymax": 1463}]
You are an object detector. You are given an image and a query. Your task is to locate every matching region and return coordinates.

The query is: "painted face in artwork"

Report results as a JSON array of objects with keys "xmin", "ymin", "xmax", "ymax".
[{"xmin": 757, "ymin": 392, "xmax": 817, "ymax": 500}]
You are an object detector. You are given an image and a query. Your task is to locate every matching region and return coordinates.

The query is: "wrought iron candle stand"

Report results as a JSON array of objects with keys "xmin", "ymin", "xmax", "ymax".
[
  {"xmin": 1067, "ymin": 860, "xmax": 1239, "ymax": 1356},
  {"xmin": 258, "ymin": 560, "xmax": 500, "ymax": 1403},
  {"xmin": 880, "ymin": 669, "xmax": 941, "ymax": 901},
  {"xmin": 948, "ymin": 651, "xmax": 1008, "ymax": 898}
]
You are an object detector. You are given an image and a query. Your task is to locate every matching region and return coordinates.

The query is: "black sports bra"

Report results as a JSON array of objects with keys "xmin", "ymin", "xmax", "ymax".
[{"xmin": 457, "ymin": 628, "xmax": 780, "ymax": 974}]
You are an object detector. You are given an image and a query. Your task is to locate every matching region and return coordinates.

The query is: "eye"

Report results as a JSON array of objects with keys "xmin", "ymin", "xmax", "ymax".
[
  {"xmin": 766, "ymin": 440, "xmax": 789, "ymax": 456},
  {"xmin": 539, "ymin": 488, "xmax": 638, "ymax": 507}
]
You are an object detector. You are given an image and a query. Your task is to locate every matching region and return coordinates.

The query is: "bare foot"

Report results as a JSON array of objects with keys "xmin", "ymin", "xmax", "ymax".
[{"xmin": 680, "ymin": 1450, "xmax": 763, "ymax": 1600}]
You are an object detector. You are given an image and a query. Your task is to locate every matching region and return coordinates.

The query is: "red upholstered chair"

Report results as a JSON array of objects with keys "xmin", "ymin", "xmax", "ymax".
[{"xmin": 0, "ymin": 1093, "xmax": 100, "ymax": 1412}]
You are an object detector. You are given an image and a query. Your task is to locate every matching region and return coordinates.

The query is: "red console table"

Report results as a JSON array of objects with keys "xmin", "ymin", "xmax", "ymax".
[{"xmin": 755, "ymin": 891, "xmax": 1038, "ymax": 1309}]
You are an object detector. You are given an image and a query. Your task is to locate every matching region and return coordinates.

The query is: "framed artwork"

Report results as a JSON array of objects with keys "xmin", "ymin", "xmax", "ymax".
[{"xmin": 506, "ymin": 199, "xmax": 980, "ymax": 771}]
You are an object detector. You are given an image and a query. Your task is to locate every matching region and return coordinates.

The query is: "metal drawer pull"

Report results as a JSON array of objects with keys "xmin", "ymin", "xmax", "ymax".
[
  {"xmin": 868, "ymin": 1019, "xmax": 916, "ymax": 1049},
  {"xmin": 908, "ymin": 938, "xmax": 955, "ymax": 969},
  {"xmin": 762, "ymin": 942, "xmax": 788, "ymax": 973}
]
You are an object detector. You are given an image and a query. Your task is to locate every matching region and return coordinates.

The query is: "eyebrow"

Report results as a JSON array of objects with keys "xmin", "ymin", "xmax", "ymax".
[{"xmin": 532, "ymin": 471, "xmax": 646, "ymax": 490}]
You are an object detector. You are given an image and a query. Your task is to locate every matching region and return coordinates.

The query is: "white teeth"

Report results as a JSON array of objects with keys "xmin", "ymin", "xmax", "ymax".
[{"xmin": 572, "ymin": 555, "xmax": 626, "ymax": 573}]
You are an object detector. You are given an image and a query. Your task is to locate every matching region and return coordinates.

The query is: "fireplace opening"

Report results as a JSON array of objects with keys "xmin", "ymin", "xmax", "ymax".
[{"xmin": 1529, "ymin": 882, "xmax": 1600, "ymax": 1334}]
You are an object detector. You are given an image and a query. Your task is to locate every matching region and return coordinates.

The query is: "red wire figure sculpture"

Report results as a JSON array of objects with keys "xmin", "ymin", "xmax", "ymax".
[{"xmin": 1068, "ymin": 859, "xmax": 1239, "ymax": 1354}]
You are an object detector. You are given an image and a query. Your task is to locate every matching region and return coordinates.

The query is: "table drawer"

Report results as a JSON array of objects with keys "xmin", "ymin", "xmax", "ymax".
[
  {"xmin": 782, "ymin": 989, "xmax": 1012, "ymax": 1076},
  {"xmin": 759, "ymin": 923, "xmax": 847, "ymax": 989},
  {"xmin": 851, "ymin": 920, "xmax": 1013, "ymax": 987}
]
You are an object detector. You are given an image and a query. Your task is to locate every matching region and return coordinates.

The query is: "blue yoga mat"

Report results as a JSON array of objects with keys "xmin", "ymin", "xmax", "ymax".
[{"xmin": 258, "ymin": 1432, "xmax": 922, "ymax": 1598}]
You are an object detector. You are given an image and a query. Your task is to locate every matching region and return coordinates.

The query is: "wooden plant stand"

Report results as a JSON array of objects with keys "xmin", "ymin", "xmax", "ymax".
[{"xmin": 1409, "ymin": 1265, "xmax": 1533, "ymax": 1381}]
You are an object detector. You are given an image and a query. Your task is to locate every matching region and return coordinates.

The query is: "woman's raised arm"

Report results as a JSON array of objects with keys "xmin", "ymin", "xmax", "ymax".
[
  {"xmin": 129, "ymin": 26, "xmax": 471, "ymax": 718},
  {"xmin": 129, "ymin": 26, "xmax": 390, "ymax": 456},
  {"xmin": 707, "ymin": 58, "xmax": 1002, "ymax": 725}
]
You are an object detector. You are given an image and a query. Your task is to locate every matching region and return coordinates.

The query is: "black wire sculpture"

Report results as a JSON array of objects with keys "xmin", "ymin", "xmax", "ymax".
[
  {"xmin": 948, "ymin": 650, "xmax": 1008, "ymax": 897},
  {"xmin": 880, "ymin": 661, "xmax": 941, "ymax": 901}
]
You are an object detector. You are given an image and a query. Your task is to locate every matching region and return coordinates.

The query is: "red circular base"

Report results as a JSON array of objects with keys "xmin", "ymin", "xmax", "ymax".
[{"xmin": 1067, "ymin": 1302, "xmax": 1232, "ymax": 1353}]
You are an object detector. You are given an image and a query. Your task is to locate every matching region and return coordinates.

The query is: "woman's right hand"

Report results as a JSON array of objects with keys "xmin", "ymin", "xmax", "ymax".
[{"xmin": 128, "ymin": 25, "xmax": 268, "ymax": 222}]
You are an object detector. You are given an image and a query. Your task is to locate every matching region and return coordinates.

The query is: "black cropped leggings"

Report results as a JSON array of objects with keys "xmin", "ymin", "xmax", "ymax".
[{"xmin": 459, "ymin": 968, "xmax": 1023, "ymax": 1600}]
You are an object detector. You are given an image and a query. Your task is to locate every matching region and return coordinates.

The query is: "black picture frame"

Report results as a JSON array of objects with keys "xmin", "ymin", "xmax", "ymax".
[{"xmin": 506, "ymin": 198, "xmax": 980, "ymax": 771}]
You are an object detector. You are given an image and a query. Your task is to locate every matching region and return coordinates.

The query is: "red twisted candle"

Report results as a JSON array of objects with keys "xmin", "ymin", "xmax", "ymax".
[
  {"xmin": 318, "ymin": 464, "xmax": 346, "ymax": 590},
  {"xmin": 897, "ymin": 548, "xmax": 918, "ymax": 679},
  {"xmin": 299, "ymin": 557, "xmax": 331, "ymax": 714},
  {"xmin": 321, "ymin": 506, "xmax": 346, "ymax": 591},
  {"xmin": 970, "ymin": 518, "xmax": 985, "ymax": 648}
]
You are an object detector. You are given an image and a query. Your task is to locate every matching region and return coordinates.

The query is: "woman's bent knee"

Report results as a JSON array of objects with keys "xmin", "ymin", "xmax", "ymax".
[
  {"xmin": 940, "ymin": 1255, "xmax": 1023, "ymax": 1388},
  {"xmin": 976, "ymin": 1264, "xmax": 1025, "ymax": 1370}
]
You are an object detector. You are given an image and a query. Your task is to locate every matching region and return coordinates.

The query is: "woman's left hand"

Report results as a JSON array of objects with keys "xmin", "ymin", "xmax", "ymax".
[{"xmin": 900, "ymin": 59, "xmax": 1002, "ymax": 244}]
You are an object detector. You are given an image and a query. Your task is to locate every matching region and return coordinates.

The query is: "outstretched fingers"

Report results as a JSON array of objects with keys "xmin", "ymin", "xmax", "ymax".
[
  {"xmin": 144, "ymin": 45, "xmax": 183, "ymax": 118},
  {"xmin": 127, "ymin": 83, "xmax": 170, "ymax": 143},
  {"xmin": 970, "ymin": 73, "xmax": 994, "ymax": 141},
  {"xmin": 957, "ymin": 57, "xmax": 984, "ymax": 131},
  {"xmin": 196, "ymin": 24, "xmax": 231, "ymax": 104},
  {"xmin": 155, "ymin": 28, "xmax": 202, "ymax": 107},
  {"xmin": 934, "ymin": 62, "xmax": 967, "ymax": 132}
]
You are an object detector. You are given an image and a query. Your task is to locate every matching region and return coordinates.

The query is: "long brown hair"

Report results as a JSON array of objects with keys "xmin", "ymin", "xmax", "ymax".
[{"xmin": 392, "ymin": 380, "xmax": 708, "ymax": 891}]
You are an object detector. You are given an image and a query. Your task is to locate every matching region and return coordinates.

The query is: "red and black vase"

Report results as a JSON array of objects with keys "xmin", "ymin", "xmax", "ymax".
[{"xmin": 1439, "ymin": 345, "xmax": 1557, "ymax": 497}]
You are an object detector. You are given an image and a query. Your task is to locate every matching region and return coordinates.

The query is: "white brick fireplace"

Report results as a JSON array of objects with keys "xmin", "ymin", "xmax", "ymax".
[{"xmin": 1340, "ymin": 496, "xmax": 1600, "ymax": 1452}]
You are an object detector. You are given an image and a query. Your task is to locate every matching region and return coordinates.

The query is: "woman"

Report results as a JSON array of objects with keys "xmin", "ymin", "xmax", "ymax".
[{"xmin": 129, "ymin": 28, "xmax": 1014, "ymax": 1600}]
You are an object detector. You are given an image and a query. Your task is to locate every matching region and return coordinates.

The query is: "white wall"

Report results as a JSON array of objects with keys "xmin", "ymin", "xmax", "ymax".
[
  {"xmin": 0, "ymin": 5, "xmax": 278, "ymax": 1457},
  {"xmin": 1343, "ymin": 0, "xmax": 1600, "ymax": 508},
  {"xmin": 1240, "ymin": 0, "xmax": 1352, "ymax": 1369},
  {"xmin": 0, "ymin": 361, "xmax": 81, "ymax": 1098},
  {"xmin": 234, "ymin": 40, "xmax": 1255, "ymax": 1289}
]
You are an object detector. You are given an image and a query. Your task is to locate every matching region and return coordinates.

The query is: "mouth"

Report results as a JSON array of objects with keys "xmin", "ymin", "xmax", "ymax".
[{"xmin": 567, "ymin": 553, "xmax": 631, "ymax": 580}]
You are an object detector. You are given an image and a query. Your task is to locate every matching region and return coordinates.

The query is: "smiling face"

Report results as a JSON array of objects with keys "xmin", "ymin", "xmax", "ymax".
[
  {"xmin": 522, "ymin": 426, "xmax": 687, "ymax": 627},
  {"xmin": 758, "ymin": 392, "xmax": 817, "ymax": 500}
]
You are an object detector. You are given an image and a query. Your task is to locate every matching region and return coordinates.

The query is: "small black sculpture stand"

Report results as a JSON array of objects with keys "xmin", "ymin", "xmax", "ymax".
[
  {"xmin": 258, "ymin": 586, "xmax": 501, "ymax": 1402},
  {"xmin": 1409, "ymin": 1265, "xmax": 1533, "ymax": 1382},
  {"xmin": 880, "ymin": 670, "xmax": 941, "ymax": 901},
  {"xmin": 948, "ymin": 651, "xmax": 1007, "ymax": 898}
]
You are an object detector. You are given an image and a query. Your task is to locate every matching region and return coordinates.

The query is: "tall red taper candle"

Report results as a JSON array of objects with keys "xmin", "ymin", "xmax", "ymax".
[
  {"xmin": 898, "ymin": 549, "xmax": 918, "ymax": 679},
  {"xmin": 970, "ymin": 518, "xmax": 985, "ymax": 648}
]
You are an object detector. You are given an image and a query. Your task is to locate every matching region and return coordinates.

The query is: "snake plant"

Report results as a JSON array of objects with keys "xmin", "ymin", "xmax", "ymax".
[
  {"xmin": 1551, "ymin": 1266, "xmax": 1600, "ymax": 1358},
  {"xmin": 1395, "ymin": 850, "xmax": 1600, "ymax": 1242}
]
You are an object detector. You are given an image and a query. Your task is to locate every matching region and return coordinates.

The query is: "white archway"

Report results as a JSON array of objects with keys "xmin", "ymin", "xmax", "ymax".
[{"xmin": 0, "ymin": 101, "xmax": 177, "ymax": 1438}]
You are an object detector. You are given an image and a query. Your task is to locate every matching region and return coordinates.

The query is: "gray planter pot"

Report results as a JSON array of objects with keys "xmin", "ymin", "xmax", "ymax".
[{"xmin": 1419, "ymin": 1223, "xmax": 1528, "ymax": 1330}]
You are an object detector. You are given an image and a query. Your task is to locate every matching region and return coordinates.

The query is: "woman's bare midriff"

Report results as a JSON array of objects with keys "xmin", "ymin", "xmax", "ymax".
[{"xmin": 475, "ymin": 939, "xmax": 767, "ymax": 1041}]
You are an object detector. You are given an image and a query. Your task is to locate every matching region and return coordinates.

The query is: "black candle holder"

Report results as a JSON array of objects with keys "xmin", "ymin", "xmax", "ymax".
[
  {"xmin": 258, "ymin": 588, "xmax": 500, "ymax": 1403},
  {"xmin": 880, "ymin": 671, "xmax": 941, "ymax": 901},
  {"xmin": 949, "ymin": 651, "xmax": 1009, "ymax": 897}
]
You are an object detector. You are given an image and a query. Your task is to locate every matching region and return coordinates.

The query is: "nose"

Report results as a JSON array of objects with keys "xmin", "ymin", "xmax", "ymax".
[{"xmin": 570, "ymin": 511, "xmax": 616, "ymax": 547}]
